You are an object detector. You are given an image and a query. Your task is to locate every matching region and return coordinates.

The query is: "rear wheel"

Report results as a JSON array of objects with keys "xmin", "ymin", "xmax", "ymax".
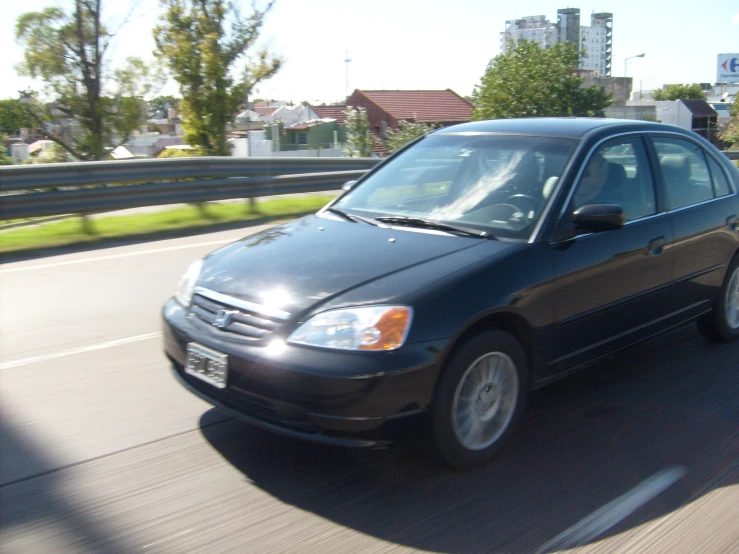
[
  {"xmin": 696, "ymin": 256, "xmax": 739, "ymax": 342},
  {"xmin": 431, "ymin": 330, "xmax": 529, "ymax": 469}
]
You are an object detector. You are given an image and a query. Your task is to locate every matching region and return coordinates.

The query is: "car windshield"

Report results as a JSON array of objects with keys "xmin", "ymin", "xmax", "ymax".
[{"xmin": 331, "ymin": 133, "xmax": 577, "ymax": 240}]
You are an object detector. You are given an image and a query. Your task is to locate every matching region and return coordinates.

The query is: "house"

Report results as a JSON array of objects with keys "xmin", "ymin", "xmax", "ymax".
[
  {"xmin": 233, "ymin": 103, "xmax": 320, "ymax": 127},
  {"xmin": 343, "ymin": 89, "xmax": 474, "ymax": 140},
  {"xmin": 27, "ymin": 140, "xmax": 56, "ymax": 156},
  {"xmin": 110, "ymin": 145, "xmax": 136, "ymax": 160},
  {"xmin": 310, "ymin": 104, "xmax": 350, "ymax": 124},
  {"xmin": 680, "ymin": 100, "xmax": 719, "ymax": 141},
  {"xmin": 121, "ymin": 133, "xmax": 186, "ymax": 158},
  {"xmin": 615, "ymin": 99, "xmax": 719, "ymax": 143},
  {"xmin": 265, "ymin": 119, "xmax": 343, "ymax": 153}
]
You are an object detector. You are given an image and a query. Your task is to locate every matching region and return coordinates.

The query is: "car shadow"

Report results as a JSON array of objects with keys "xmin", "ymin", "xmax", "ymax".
[
  {"xmin": 0, "ymin": 417, "xmax": 131, "ymax": 553},
  {"xmin": 199, "ymin": 324, "xmax": 739, "ymax": 553}
]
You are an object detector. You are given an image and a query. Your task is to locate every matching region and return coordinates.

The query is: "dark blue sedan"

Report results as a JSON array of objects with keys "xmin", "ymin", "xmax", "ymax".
[{"xmin": 162, "ymin": 118, "xmax": 739, "ymax": 468}]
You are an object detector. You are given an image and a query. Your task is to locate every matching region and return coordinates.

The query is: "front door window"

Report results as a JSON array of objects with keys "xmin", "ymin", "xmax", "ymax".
[{"xmin": 572, "ymin": 138, "xmax": 657, "ymax": 221}]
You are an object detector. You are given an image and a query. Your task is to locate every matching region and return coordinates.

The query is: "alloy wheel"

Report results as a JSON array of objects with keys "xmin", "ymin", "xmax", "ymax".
[{"xmin": 451, "ymin": 352, "xmax": 519, "ymax": 451}]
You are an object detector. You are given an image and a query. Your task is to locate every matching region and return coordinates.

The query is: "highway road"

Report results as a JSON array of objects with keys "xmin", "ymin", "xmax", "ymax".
[{"xmin": 1, "ymin": 220, "xmax": 738, "ymax": 553}]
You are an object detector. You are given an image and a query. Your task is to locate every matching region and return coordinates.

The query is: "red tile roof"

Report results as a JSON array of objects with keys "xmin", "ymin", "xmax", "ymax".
[
  {"xmin": 310, "ymin": 104, "xmax": 347, "ymax": 123},
  {"xmin": 254, "ymin": 106, "xmax": 279, "ymax": 116},
  {"xmin": 357, "ymin": 89, "xmax": 473, "ymax": 123}
]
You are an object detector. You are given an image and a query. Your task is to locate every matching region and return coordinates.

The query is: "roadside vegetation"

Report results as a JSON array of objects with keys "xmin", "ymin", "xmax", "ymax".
[
  {"xmin": 0, "ymin": 195, "xmax": 335, "ymax": 254},
  {"xmin": 471, "ymin": 40, "xmax": 611, "ymax": 120},
  {"xmin": 720, "ymin": 102, "xmax": 739, "ymax": 149}
]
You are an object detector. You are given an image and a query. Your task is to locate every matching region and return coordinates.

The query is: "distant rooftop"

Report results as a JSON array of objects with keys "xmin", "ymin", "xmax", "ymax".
[
  {"xmin": 310, "ymin": 104, "xmax": 348, "ymax": 123},
  {"xmin": 680, "ymin": 99, "xmax": 718, "ymax": 117},
  {"xmin": 353, "ymin": 89, "xmax": 473, "ymax": 123}
]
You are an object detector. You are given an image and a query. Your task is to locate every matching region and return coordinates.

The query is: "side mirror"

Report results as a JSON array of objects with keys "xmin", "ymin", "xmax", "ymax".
[
  {"xmin": 572, "ymin": 204, "xmax": 625, "ymax": 233},
  {"xmin": 342, "ymin": 180, "xmax": 358, "ymax": 192}
]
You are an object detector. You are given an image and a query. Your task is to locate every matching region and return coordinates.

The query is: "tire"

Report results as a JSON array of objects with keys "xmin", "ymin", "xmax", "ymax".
[
  {"xmin": 431, "ymin": 330, "xmax": 529, "ymax": 469},
  {"xmin": 696, "ymin": 255, "xmax": 739, "ymax": 342}
]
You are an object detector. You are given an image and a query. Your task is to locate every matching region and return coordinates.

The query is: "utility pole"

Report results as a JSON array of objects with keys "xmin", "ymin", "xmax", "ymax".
[
  {"xmin": 344, "ymin": 51, "xmax": 352, "ymax": 101},
  {"xmin": 624, "ymin": 53, "xmax": 646, "ymax": 118},
  {"xmin": 244, "ymin": 88, "xmax": 251, "ymax": 157},
  {"xmin": 243, "ymin": 86, "xmax": 256, "ymax": 212}
]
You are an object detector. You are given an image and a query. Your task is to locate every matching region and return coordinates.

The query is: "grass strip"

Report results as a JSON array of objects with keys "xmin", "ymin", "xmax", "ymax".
[{"xmin": 0, "ymin": 195, "xmax": 336, "ymax": 254}]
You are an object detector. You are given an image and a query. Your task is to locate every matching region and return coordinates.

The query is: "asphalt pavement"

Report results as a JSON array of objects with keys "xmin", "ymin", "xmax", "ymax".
[{"xmin": 1, "ymin": 221, "xmax": 737, "ymax": 553}]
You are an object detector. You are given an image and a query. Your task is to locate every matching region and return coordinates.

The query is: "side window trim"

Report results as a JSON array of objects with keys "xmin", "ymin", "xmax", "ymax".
[
  {"xmin": 629, "ymin": 135, "xmax": 660, "ymax": 218},
  {"xmin": 643, "ymin": 133, "xmax": 670, "ymax": 213}
]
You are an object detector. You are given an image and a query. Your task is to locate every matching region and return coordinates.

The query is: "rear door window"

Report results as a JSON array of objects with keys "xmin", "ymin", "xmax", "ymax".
[
  {"xmin": 706, "ymin": 155, "xmax": 732, "ymax": 197},
  {"xmin": 652, "ymin": 138, "xmax": 714, "ymax": 209}
]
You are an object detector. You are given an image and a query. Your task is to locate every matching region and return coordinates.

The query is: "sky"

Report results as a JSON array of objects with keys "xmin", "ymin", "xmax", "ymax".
[{"xmin": 1, "ymin": 0, "xmax": 738, "ymax": 104}]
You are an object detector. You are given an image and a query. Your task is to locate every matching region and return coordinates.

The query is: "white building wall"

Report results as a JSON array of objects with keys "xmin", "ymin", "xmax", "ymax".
[
  {"xmin": 660, "ymin": 101, "xmax": 693, "ymax": 129},
  {"xmin": 501, "ymin": 9, "xmax": 610, "ymax": 75},
  {"xmin": 580, "ymin": 26, "xmax": 606, "ymax": 74},
  {"xmin": 11, "ymin": 143, "xmax": 29, "ymax": 163},
  {"xmin": 501, "ymin": 16, "xmax": 557, "ymax": 53},
  {"xmin": 269, "ymin": 148, "xmax": 345, "ymax": 158},
  {"xmin": 229, "ymin": 137, "xmax": 250, "ymax": 157},
  {"xmin": 228, "ymin": 132, "xmax": 344, "ymax": 157}
]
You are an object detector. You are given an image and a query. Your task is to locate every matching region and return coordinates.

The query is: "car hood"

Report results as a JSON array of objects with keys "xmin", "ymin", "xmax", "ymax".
[{"xmin": 197, "ymin": 215, "xmax": 497, "ymax": 317}]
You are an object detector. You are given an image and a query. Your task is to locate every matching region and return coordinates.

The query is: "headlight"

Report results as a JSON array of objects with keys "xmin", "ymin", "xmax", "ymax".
[
  {"xmin": 288, "ymin": 306, "xmax": 413, "ymax": 351},
  {"xmin": 175, "ymin": 259, "xmax": 203, "ymax": 307}
]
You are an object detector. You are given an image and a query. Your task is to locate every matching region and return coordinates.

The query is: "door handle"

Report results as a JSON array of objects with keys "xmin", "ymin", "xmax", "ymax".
[
  {"xmin": 648, "ymin": 235, "xmax": 667, "ymax": 256},
  {"xmin": 727, "ymin": 214, "xmax": 739, "ymax": 232}
]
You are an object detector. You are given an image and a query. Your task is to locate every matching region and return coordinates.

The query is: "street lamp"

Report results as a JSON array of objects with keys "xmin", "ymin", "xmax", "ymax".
[
  {"xmin": 623, "ymin": 54, "xmax": 646, "ymax": 113},
  {"xmin": 624, "ymin": 53, "xmax": 646, "ymax": 92},
  {"xmin": 624, "ymin": 53, "xmax": 645, "ymax": 78}
]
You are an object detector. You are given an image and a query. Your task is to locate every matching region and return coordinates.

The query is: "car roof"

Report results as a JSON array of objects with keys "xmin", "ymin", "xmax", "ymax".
[{"xmin": 434, "ymin": 117, "xmax": 686, "ymax": 140}]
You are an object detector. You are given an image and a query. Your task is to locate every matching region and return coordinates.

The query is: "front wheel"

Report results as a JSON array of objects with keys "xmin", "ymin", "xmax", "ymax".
[
  {"xmin": 696, "ymin": 256, "xmax": 739, "ymax": 342},
  {"xmin": 431, "ymin": 330, "xmax": 529, "ymax": 469}
]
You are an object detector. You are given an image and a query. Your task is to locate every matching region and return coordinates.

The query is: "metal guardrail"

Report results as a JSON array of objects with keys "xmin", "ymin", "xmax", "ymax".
[
  {"xmin": 0, "ymin": 157, "xmax": 381, "ymax": 220},
  {"xmin": 0, "ymin": 152, "xmax": 736, "ymax": 221}
]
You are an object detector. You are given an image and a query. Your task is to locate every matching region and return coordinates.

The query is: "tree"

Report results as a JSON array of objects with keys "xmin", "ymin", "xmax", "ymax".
[
  {"xmin": 154, "ymin": 0, "xmax": 282, "ymax": 156},
  {"xmin": 157, "ymin": 146, "xmax": 204, "ymax": 158},
  {"xmin": 343, "ymin": 107, "xmax": 378, "ymax": 157},
  {"xmin": 15, "ymin": 1, "xmax": 157, "ymax": 161},
  {"xmin": 0, "ymin": 134, "xmax": 13, "ymax": 165},
  {"xmin": 471, "ymin": 40, "xmax": 611, "ymax": 120},
  {"xmin": 148, "ymin": 95, "xmax": 181, "ymax": 119},
  {"xmin": 385, "ymin": 120, "xmax": 435, "ymax": 154},
  {"xmin": 652, "ymin": 84, "xmax": 706, "ymax": 101},
  {"xmin": 0, "ymin": 99, "xmax": 36, "ymax": 135},
  {"xmin": 719, "ymin": 101, "xmax": 739, "ymax": 148}
]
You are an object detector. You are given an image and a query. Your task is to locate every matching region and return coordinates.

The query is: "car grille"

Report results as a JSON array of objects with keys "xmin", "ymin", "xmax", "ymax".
[{"xmin": 190, "ymin": 287, "xmax": 289, "ymax": 341}]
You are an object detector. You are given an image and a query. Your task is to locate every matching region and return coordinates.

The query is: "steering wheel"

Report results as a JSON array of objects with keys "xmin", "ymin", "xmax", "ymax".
[
  {"xmin": 505, "ymin": 194, "xmax": 540, "ymax": 216},
  {"xmin": 488, "ymin": 203, "xmax": 531, "ymax": 229}
]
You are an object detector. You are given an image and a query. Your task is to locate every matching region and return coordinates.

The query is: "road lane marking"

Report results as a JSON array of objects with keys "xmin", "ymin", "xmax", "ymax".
[
  {"xmin": 535, "ymin": 466, "xmax": 688, "ymax": 553},
  {"xmin": 0, "ymin": 237, "xmax": 240, "ymax": 274},
  {"xmin": 142, "ymin": 529, "xmax": 194, "ymax": 549},
  {"xmin": 0, "ymin": 332, "xmax": 162, "ymax": 370},
  {"xmin": 0, "ymin": 414, "xmax": 233, "ymax": 488}
]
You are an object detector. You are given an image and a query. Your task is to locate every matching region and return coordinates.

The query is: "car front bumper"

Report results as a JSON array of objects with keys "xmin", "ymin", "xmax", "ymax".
[{"xmin": 162, "ymin": 299, "xmax": 447, "ymax": 446}]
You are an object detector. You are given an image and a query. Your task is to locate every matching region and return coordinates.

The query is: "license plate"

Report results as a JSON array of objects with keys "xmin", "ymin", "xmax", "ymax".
[{"xmin": 185, "ymin": 343, "xmax": 228, "ymax": 389}]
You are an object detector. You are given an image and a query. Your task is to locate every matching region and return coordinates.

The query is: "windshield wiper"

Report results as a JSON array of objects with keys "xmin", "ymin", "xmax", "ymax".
[
  {"xmin": 374, "ymin": 216, "xmax": 493, "ymax": 239},
  {"xmin": 325, "ymin": 207, "xmax": 379, "ymax": 226}
]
